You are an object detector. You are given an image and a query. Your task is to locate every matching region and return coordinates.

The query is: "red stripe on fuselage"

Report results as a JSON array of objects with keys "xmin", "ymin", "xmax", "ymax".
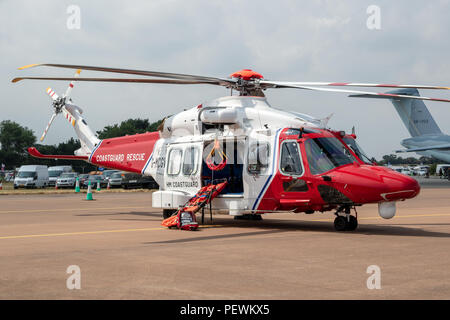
[{"xmin": 90, "ymin": 131, "xmax": 160, "ymax": 173}]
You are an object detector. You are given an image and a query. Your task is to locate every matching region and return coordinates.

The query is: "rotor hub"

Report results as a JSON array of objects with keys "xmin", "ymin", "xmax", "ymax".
[
  {"xmin": 230, "ymin": 69, "xmax": 265, "ymax": 96},
  {"xmin": 53, "ymin": 97, "xmax": 65, "ymax": 113},
  {"xmin": 230, "ymin": 69, "xmax": 263, "ymax": 81}
]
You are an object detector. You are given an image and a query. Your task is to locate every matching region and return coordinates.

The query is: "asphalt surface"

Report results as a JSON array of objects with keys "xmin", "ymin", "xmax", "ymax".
[
  {"xmin": 414, "ymin": 176, "xmax": 450, "ymax": 189},
  {"xmin": 0, "ymin": 187, "xmax": 449, "ymax": 299}
]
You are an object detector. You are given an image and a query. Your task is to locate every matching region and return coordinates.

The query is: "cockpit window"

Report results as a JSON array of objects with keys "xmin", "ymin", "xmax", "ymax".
[
  {"xmin": 280, "ymin": 141, "xmax": 303, "ymax": 176},
  {"xmin": 305, "ymin": 137, "xmax": 356, "ymax": 175},
  {"xmin": 343, "ymin": 138, "xmax": 373, "ymax": 165}
]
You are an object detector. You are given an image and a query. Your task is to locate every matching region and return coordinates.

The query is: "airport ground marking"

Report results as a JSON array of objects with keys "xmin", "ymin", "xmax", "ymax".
[
  {"xmin": 0, "ymin": 224, "xmax": 226, "ymax": 240},
  {"xmin": 0, "ymin": 227, "xmax": 165, "ymax": 240},
  {"xmin": 0, "ymin": 211, "xmax": 448, "ymax": 241},
  {"xmin": 0, "ymin": 206, "xmax": 149, "ymax": 214}
]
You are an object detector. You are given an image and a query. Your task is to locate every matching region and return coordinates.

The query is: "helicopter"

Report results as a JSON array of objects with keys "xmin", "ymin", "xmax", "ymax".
[{"xmin": 12, "ymin": 64, "xmax": 450, "ymax": 231}]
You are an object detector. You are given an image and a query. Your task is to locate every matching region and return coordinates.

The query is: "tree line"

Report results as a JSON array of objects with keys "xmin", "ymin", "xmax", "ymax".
[{"xmin": 0, "ymin": 118, "xmax": 163, "ymax": 173}]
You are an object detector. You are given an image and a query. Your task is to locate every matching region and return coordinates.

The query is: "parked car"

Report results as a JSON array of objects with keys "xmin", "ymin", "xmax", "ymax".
[
  {"xmin": 3, "ymin": 170, "xmax": 15, "ymax": 182},
  {"xmin": 77, "ymin": 174, "xmax": 89, "ymax": 186},
  {"xmin": 14, "ymin": 165, "xmax": 49, "ymax": 189},
  {"xmin": 82, "ymin": 174, "xmax": 107, "ymax": 189},
  {"xmin": 48, "ymin": 166, "xmax": 73, "ymax": 186},
  {"xmin": 121, "ymin": 172, "xmax": 158, "ymax": 189},
  {"xmin": 56, "ymin": 172, "xmax": 78, "ymax": 188},
  {"xmin": 400, "ymin": 168, "xmax": 413, "ymax": 176},
  {"xmin": 101, "ymin": 170, "xmax": 120, "ymax": 182},
  {"xmin": 109, "ymin": 171, "xmax": 125, "ymax": 188}
]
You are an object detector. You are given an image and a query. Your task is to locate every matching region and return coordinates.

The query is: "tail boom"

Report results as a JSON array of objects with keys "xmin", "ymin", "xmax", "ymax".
[{"xmin": 88, "ymin": 132, "xmax": 160, "ymax": 173}]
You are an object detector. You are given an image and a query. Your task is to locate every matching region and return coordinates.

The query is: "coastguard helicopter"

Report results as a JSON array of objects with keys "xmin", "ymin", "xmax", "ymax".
[{"xmin": 12, "ymin": 64, "xmax": 450, "ymax": 231}]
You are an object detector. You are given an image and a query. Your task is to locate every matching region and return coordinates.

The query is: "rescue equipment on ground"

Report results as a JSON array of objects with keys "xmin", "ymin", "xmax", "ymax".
[
  {"xmin": 205, "ymin": 139, "xmax": 227, "ymax": 171},
  {"xmin": 162, "ymin": 180, "xmax": 228, "ymax": 230}
]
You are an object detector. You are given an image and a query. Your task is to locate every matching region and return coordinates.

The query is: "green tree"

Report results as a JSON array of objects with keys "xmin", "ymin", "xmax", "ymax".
[
  {"xmin": 0, "ymin": 120, "xmax": 36, "ymax": 168},
  {"xmin": 96, "ymin": 118, "xmax": 162, "ymax": 139},
  {"xmin": 429, "ymin": 163, "xmax": 437, "ymax": 175}
]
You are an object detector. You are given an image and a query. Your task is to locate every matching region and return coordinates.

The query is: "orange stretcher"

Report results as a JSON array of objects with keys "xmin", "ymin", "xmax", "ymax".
[{"xmin": 161, "ymin": 181, "xmax": 228, "ymax": 230}]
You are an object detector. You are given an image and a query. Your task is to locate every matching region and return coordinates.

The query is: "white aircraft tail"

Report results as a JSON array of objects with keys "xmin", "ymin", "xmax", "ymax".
[{"xmin": 387, "ymin": 88, "xmax": 442, "ymax": 137}]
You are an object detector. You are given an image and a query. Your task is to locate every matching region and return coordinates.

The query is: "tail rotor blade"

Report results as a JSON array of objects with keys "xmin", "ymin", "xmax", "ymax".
[
  {"xmin": 40, "ymin": 113, "xmax": 57, "ymax": 142},
  {"xmin": 46, "ymin": 87, "xmax": 59, "ymax": 101},
  {"xmin": 64, "ymin": 69, "xmax": 81, "ymax": 98}
]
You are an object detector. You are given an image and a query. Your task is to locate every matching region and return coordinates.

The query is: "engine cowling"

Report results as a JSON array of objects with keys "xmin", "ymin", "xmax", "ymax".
[{"xmin": 200, "ymin": 108, "xmax": 238, "ymax": 124}]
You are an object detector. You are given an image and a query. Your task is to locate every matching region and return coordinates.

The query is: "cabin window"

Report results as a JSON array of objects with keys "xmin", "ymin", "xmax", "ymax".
[
  {"xmin": 305, "ymin": 137, "xmax": 356, "ymax": 175},
  {"xmin": 167, "ymin": 148, "xmax": 182, "ymax": 176},
  {"xmin": 183, "ymin": 146, "xmax": 199, "ymax": 175},
  {"xmin": 280, "ymin": 141, "xmax": 303, "ymax": 176},
  {"xmin": 247, "ymin": 142, "xmax": 270, "ymax": 174}
]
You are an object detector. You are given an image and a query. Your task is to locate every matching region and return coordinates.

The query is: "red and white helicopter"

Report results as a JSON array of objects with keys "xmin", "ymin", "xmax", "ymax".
[{"xmin": 12, "ymin": 64, "xmax": 450, "ymax": 231}]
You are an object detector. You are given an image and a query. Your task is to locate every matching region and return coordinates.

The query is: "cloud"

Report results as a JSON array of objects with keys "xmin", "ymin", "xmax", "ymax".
[{"xmin": 0, "ymin": 0, "xmax": 449, "ymax": 159}]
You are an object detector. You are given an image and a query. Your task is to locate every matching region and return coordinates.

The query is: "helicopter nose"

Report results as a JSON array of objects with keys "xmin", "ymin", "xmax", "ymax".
[
  {"xmin": 377, "ymin": 170, "xmax": 420, "ymax": 201},
  {"xmin": 330, "ymin": 165, "xmax": 420, "ymax": 204}
]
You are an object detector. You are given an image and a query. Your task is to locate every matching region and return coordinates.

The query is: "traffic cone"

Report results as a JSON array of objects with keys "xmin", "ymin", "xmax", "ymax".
[
  {"xmin": 75, "ymin": 177, "xmax": 80, "ymax": 193},
  {"xmin": 107, "ymin": 180, "xmax": 110, "ymax": 190},
  {"xmin": 96, "ymin": 181, "xmax": 101, "ymax": 191},
  {"xmin": 86, "ymin": 181, "xmax": 93, "ymax": 200}
]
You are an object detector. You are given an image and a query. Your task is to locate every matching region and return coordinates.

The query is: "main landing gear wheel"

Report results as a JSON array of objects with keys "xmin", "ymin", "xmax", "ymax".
[
  {"xmin": 334, "ymin": 216, "xmax": 347, "ymax": 231},
  {"xmin": 334, "ymin": 215, "xmax": 358, "ymax": 231},
  {"xmin": 346, "ymin": 215, "xmax": 358, "ymax": 231}
]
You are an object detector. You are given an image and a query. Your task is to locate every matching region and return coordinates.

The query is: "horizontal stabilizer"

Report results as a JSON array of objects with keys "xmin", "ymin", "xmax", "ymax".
[{"xmin": 28, "ymin": 147, "xmax": 88, "ymax": 160}]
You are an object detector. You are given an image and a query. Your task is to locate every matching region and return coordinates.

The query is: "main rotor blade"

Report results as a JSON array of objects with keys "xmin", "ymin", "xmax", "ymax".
[
  {"xmin": 260, "ymin": 80, "xmax": 450, "ymax": 90},
  {"xmin": 261, "ymin": 81, "xmax": 450, "ymax": 103},
  {"xmin": 40, "ymin": 113, "xmax": 57, "ymax": 142},
  {"xmin": 12, "ymin": 76, "xmax": 230, "ymax": 86},
  {"xmin": 18, "ymin": 63, "xmax": 234, "ymax": 85}
]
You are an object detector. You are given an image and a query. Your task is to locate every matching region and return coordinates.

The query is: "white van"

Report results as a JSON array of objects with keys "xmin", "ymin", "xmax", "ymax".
[
  {"xmin": 14, "ymin": 165, "xmax": 49, "ymax": 189},
  {"xmin": 48, "ymin": 165, "xmax": 72, "ymax": 186}
]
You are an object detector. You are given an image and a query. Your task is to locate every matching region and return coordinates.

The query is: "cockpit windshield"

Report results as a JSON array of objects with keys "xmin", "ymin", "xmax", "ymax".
[
  {"xmin": 343, "ymin": 138, "xmax": 373, "ymax": 165},
  {"xmin": 305, "ymin": 137, "xmax": 357, "ymax": 175}
]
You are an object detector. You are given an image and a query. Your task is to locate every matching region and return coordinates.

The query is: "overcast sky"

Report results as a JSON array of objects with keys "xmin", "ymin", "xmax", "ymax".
[{"xmin": 1, "ymin": 0, "xmax": 449, "ymax": 159}]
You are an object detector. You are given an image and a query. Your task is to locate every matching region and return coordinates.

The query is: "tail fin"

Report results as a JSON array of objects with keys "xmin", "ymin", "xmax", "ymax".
[{"xmin": 387, "ymin": 88, "xmax": 442, "ymax": 137}]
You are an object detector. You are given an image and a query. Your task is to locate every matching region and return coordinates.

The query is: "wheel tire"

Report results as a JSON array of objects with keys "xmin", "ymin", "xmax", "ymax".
[
  {"xmin": 346, "ymin": 215, "xmax": 358, "ymax": 231},
  {"xmin": 163, "ymin": 209, "xmax": 177, "ymax": 219},
  {"xmin": 334, "ymin": 216, "xmax": 347, "ymax": 231}
]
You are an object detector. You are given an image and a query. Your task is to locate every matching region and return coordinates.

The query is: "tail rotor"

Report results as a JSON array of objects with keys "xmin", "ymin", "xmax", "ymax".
[{"xmin": 39, "ymin": 69, "xmax": 81, "ymax": 142}]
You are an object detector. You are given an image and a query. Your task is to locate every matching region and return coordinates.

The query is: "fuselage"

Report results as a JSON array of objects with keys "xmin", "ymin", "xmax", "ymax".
[
  {"xmin": 87, "ymin": 96, "xmax": 420, "ymax": 216},
  {"xmin": 401, "ymin": 134, "xmax": 450, "ymax": 162}
]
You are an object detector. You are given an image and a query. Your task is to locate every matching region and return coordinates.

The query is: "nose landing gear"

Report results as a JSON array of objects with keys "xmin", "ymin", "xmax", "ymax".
[{"xmin": 334, "ymin": 206, "xmax": 358, "ymax": 231}]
